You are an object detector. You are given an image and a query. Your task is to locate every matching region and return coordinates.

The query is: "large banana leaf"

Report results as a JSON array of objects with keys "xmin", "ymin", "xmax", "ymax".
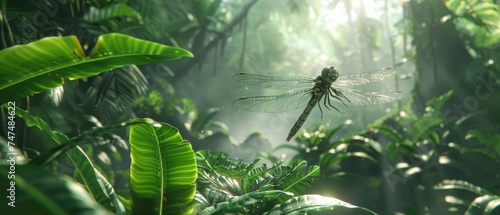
[
  {"xmin": 0, "ymin": 164, "xmax": 112, "ymax": 215},
  {"xmin": 0, "ymin": 33, "xmax": 193, "ymax": 104},
  {"xmin": 129, "ymin": 120, "xmax": 197, "ymax": 215}
]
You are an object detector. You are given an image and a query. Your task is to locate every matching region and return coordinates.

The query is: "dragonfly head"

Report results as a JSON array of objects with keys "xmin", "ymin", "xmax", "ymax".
[{"xmin": 322, "ymin": 67, "xmax": 339, "ymax": 82}]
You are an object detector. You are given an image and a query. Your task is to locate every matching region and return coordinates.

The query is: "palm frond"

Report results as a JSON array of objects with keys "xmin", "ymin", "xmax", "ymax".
[{"xmin": 84, "ymin": 65, "xmax": 148, "ymax": 121}]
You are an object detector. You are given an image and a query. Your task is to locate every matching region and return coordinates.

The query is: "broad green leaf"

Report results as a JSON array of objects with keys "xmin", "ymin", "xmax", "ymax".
[
  {"xmin": 84, "ymin": 3, "xmax": 144, "ymax": 24},
  {"xmin": 129, "ymin": 120, "xmax": 197, "ymax": 215},
  {"xmin": 263, "ymin": 194, "xmax": 377, "ymax": 215},
  {"xmin": 0, "ymin": 164, "xmax": 112, "ymax": 215},
  {"xmin": 0, "ymin": 33, "xmax": 193, "ymax": 104}
]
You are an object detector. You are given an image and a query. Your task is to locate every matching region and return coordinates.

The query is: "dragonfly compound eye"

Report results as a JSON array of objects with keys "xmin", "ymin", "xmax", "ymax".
[{"xmin": 328, "ymin": 68, "xmax": 339, "ymax": 81}]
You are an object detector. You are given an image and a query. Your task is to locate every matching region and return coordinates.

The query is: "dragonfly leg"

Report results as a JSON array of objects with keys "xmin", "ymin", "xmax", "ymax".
[
  {"xmin": 332, "ymin": 88, "xmax": 351, "ymax": 103},
  {"xmin": 329, "ymin": 88, "xmax": 349, "ymax": 107},
  {"xmin": 317, "ymin": 97, "xmax": 324, "ymax": 119},
  {"xmin": 324, "ymin": 92, "xmax": 347, "ymax": 114},
  {"xmin": 325, "ymin": 93, "xmax": 345, "ymax": 114},
  {"xmin": 323, "ymin": 93, "xmax": 332, "ymax": 111}
]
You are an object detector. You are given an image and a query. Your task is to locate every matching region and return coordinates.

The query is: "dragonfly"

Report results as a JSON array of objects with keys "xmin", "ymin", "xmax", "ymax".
[{"xmin": 232, "ymin": 66, "xmax": 407, "ymax": 142}]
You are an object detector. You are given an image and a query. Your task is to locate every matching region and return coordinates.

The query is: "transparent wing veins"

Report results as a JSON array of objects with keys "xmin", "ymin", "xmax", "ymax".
[
  {"xmin": 335, "ymin": 68, "xmax": 396, "ymax": 87},
  {"xmin": 233, "ymin": 73, "xmax": 315, "ymax": 89},
  {"xmin": 232, "ymin": 88, "xmax": 313, "ymax": 113},
  {"xmin": 334, "ymin": 86, "xmax": 408, "ymax": 106}
]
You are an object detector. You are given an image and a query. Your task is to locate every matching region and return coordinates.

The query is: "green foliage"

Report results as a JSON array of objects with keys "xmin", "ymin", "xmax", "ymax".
[
  {"xmin": 86, "ymin": 65, "xmax": 149, "ymax": 118},
  {"xmin": 4, "ymin": 105, "xmax": 198, "ymax": 215},
  {"xmin": 275, "ymin": 90, "xmax": 500, "ymax": 214},
  {"xmin": 9, "ymin": 106, "xmax": 124, "ymax": 212},
  {"xmin": 28, "ymin": 117, "xmax": 150, "ymax": 167},
  {"xmin": 0, "ymin": 164, "xmax": 112, "ymax": 215},
  {"xmin": 277, "ymin": 121, "xmax": 382, "ymax": 184},
  {"xmin": 445, "ymin": 0, "xmax": 500, "ymax": 47},
  {"xmin": 165, "ymin": 98, "xmax": 234, "ymax": 144},
  {"xmin": 188, "ymin": 0, "xmax": 225, "ymax": 54},
  {"xmin": 446, "ymin": 0, "xmax": 499, "ymax": 28},
  {"xmin": 279, "ymin": 123, "xmax": 349, "ymax": 165},
  {"xmin": 435, "ymin": 180, "xmax": 500, "ymax": 214},
  {"xmin": 2, "ymin": 0, "xmax": 500, "ymax": 214},
  {"xmin": 129, "ymin": 119, "xmax": 197, "ymax": 215},
  {"xmin": 135, "ymin": 90, "xmax": 165, "ymax": 114},
  {"xmin": 84, "ymin": 3, "xmax": 144, "ymax": 24},
  {"xmin": 198, "ymin": 150, "xmax": 321, "ymax": 197},
  {"xmin": 190, "ymin": 107, "xmax": 223, "ymax": 135},
  {"xmin": 197, "ymin": 190, "xmax": 294, "ymax": 215},
  {"xmin": 0, "ymin": 33, "xmax": 193, "ymax": 104},
  {"xmin": 194, "ymin": 150, "xmax": 375, "ymax": 214},
  {"xmin": 264, "ymin": 194, "xmax": 377, "ymax": 215},
  {"xmin": 466, "ymin": 129, "xmax": 500, "ymax": 155}
]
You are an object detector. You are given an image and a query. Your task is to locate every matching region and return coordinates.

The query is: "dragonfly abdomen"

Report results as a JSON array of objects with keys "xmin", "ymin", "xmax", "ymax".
[{"xmin": 286, "ymin": 94, "xmax": 322, "ymax": 142}]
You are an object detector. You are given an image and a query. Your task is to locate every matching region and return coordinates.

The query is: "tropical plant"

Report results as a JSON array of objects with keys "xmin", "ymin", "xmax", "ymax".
[
  {"xmin": 0, "ymin": 33, "xmax": 192, "ymax": 104},
  {"xmin": 434, "ymin": 180, "xmax": 500, "ymax": 214},
  {"xmin": 0, "ymin": 11, "xmax": 198, "ymax": 212},
  {"xmin": 194, "ymin": 150, "xmax": 377, "ymax": 214},
  {"xmin": 0, "ymin": 107, "xmax": 197, "ymax": 215},
  {"xmin": 0, "ymin": 162, "xmax": 113, "ymax": 215},
  {"xmin": 2, "ymin": 0, "xmax": 500, "ymax": 214},
  {"xmin": 445, "ymin": 0, "xmax": 500, "ymax": 48},
  {"xmin": 276, "ymin": 91, "xmax": 500, "ymax": 214}
]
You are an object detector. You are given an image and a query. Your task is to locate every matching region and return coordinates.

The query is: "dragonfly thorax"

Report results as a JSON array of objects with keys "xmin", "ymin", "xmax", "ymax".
[{"xmin": 321, "ymin": 67, "xmax": 339, "ymax": 84}]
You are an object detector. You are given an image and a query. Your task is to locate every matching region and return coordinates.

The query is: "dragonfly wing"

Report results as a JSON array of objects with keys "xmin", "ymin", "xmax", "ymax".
[
  {"xmin": 232, "ymin": 88, "xmax": 313, "ymax": 113},
  {"xmin": 233, "ymin": 73, "xmax": 315, "ymax": 89},
  {"xmin": 334, "ymin": 87, "xmax": 408, "ymax": 106},
  {"xmin": 335, "ymin": 68, "xmax": 396, "ymax": 86}
]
